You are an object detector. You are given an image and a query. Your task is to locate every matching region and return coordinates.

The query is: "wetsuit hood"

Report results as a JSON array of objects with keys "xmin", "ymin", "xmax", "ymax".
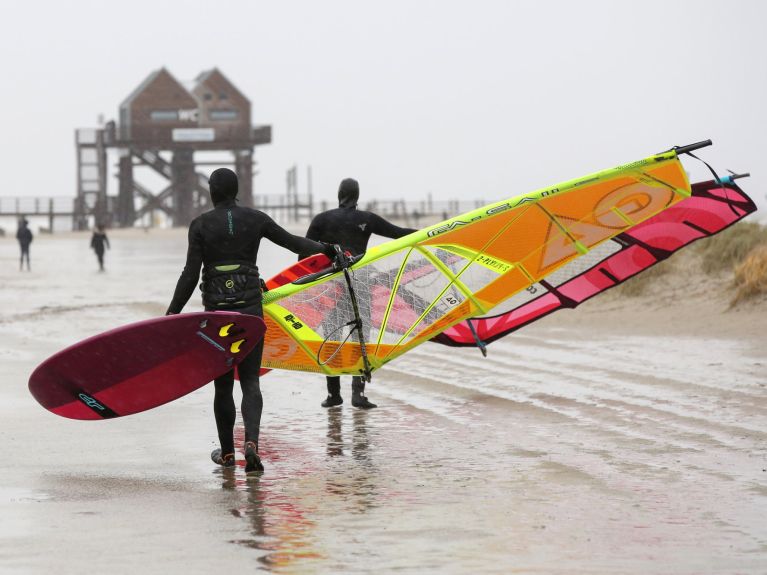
[
  {"xmin": 338, "ymin": 178, "xmax": 359, "ymax": 209},
  {"xmin": 209, "ymin": 168, "xmax": 238, "ymax": 205}
]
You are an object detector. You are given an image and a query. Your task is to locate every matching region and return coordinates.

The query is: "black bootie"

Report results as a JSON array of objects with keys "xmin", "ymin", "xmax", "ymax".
[
  {"xmin": 322, "ymin": 376, "xmax": 343, "ymax": 408},
  {"xmin": 244, "ymin": 441, "xmax": 264, "ymax": 473},
  {"xmin": 351, "ymin": 377, "xmax": 377, "ymax": 409}
]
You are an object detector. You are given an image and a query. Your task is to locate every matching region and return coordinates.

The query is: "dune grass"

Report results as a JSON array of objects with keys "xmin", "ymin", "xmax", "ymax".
[
  {"xmin": 617, "ymin": 220, "xmax": 767, "ymax": 299},
  {"xmin": 698, "ymin": 221, "xmax": 767, "ymax": 273},
  {"xmin": 731, "ymin": 245, "xmax": 767, "ymax": 306}
]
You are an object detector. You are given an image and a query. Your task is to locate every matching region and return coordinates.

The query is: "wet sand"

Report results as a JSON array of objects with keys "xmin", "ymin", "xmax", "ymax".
[{"xmin": 0, "ymin": 229, "xmax": 765, "ymax": 574}]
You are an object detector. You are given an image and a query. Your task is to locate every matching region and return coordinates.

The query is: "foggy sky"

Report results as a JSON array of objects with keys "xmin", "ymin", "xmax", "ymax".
[{"xmin": 2, "ymin": 0, "xmax": 765, "ymax": 217}]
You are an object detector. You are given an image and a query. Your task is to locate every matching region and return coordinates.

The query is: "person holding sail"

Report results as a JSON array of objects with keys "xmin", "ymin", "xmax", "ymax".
[
  {"xmin": 300, "ymin": 178, "xmax": 416, "ymax": 409},
  {"xmin": 166, "ymin": 168, "xmax": 336, "ymax": 473}
]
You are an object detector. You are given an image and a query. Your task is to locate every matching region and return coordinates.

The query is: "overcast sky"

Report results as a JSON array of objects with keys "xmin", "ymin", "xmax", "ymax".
[{"xmin": 2, "ymin": 0, "xmax": 765, "ymax": 217}]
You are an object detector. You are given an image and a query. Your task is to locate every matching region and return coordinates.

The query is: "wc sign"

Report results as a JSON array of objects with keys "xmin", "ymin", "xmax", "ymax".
[{"xmin": 178, "ymin": 109, "xmax": 199, "ymax": 122}]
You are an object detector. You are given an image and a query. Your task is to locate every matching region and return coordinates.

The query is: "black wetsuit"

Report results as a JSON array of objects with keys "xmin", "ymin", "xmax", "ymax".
[
  {"xmin": 168, "ymin": 198, "xmax": 329, "ymax": 456},
  {"xmin": 302, "ymin": 208, "xmax": 416, "ymax": 258},
  {"xmin": 16, "ymin": 224, "xmax": 32, "ymax": 271},
  {"xmin": 301, "ymin": 192, "xmax": 416, "ymax": 404},
  {"xmin": 90, "ymin": 231, "xmax": 110, "ymax": 271}
]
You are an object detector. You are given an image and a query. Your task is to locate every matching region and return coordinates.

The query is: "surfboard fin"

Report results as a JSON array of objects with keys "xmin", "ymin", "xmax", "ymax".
[{"xmin": 230, "ymin": 339, "xmax": 246, "ymax": 353}]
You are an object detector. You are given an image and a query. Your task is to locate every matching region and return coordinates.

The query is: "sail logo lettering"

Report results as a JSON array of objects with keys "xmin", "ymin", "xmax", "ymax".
[
  {"xmin": 538, "ymin": 183, "xmax": 675, "ymax": 271},
  {"xmin": 487, "ymin": 203, "xmax": 512, "ymax": 215},
  {"xmin": 283, "ymin": 314, "xmax": 304, "ymax": 330},
  {"xmin": 427, "ymin": 220, "xmax": 470, "ymax": 237},
  {"xmin": 474, "ymin": 255, "xmax": 512, "ymax": 273},
  {"xmin": 427, "ymin": 214, "xmax": 482, "ymax": 237},
  {"xmin": 428, "ymin": 188, "xmax": 567, "ymax": 237}
]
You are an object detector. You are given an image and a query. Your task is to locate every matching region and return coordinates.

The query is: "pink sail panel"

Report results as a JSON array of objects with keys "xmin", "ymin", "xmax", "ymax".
[{"xmin": 432, "ymin": 180, "xmax": 757, "ymax": 348}]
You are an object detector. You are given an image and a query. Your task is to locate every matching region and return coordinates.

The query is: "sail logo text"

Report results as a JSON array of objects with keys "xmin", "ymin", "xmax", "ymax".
[
  {"xmin": 427, "ymin": 191, "xmax": 561, "ymax": 238},
  {"xmin": 283, "ymin": 314, "xmax": 304, "ymax": 330},
  {"xmin": 474, "ymin": 255, "xmax": 512, "ymax": 273},
  {"xmin": 427, "ymin": 220, "xmax": 471, "ymax": 237}
]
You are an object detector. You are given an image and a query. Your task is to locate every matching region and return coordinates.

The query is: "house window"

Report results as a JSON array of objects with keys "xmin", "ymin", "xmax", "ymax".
[
  {"xmin": 209, "ymin": 109, "xmax": 239, "ymax": 121},
  {"xmin": 150, "ymin": 110, "xmax": 179, "ymax": 121}
]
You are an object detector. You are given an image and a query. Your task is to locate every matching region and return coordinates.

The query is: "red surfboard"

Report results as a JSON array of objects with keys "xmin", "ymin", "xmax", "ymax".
[
  {"xmin": 265, "ymin": 253, "xmax": 332, "ymax": 290},
  {"xmin": 29, "ymin": 312, "xmax": 266, "ymax": 420}
]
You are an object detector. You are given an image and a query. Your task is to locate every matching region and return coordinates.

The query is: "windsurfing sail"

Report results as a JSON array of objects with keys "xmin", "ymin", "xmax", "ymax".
[
  {"xmin": 261, "ymin": 141, "xmax": 709, "ymax": 377},
  {"xmin": 431, "ymin": 175, "xmax": 757, "ymax": 349}
]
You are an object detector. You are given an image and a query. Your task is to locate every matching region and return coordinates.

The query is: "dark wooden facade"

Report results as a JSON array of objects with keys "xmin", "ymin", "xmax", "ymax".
[
  {"xmin": 75, "ymin": 67, "xmax": 272, "ymax": 229},
  {"xmin": 193, "ymin": 68, "xmax": 252, "ymax": 143},
  {"xmin": 119, "ymin": 68, "xmax": 200, "ymax": 145}
]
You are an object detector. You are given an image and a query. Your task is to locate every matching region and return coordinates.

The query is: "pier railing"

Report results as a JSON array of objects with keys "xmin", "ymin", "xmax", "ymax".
[
  {"xmin": 0, "ymin": 194, "xmax": 488, "ymax": 231},
  {"xmin": 0, "ymin": 196, "xmax": 76, "ymax": 217}
]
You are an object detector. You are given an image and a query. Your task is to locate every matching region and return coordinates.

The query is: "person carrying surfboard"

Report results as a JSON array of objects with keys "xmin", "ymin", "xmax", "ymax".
[
  {"xmin": 166, "ymin": 168, "xmax": 336, "ymax": 473},
  {"xmin": 300, "ymin": 178, "xmax": 416, "ymax": 409}
]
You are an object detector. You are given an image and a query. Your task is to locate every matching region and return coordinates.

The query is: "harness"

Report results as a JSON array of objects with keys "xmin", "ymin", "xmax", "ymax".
[{"xmin": 201, "ymin": 261, "xmax": 263, "ymax": 309}]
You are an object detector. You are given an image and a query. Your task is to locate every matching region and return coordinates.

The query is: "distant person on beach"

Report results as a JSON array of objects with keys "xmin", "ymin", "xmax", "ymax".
[
  {"xmin": 166, "ymin": 168, "xmax": 335, "ymax": 473},
  {"xmin": 16, "ymin": 218, "xmax": 33, "ymax": 271},
  {"xmin": 90, "ymin": 224, "xmax": 110, "ymax": 271},
  {"xmin": 300, "ymin": 178, "xmax": 417, "ymax": 410}
]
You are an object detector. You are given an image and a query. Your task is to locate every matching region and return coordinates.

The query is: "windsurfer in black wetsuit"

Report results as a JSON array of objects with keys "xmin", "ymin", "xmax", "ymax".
[
  {"xmin": 301, "ymin": 178, "xmax": 416, "ymax": 409},
  {"xmin": 166, "ymin": 168, "xmax": 335, "ymax": 473}
]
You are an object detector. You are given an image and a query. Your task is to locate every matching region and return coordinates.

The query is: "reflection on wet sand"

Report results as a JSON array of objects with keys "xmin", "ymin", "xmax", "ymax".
[
  {"xmin": 221, "ymin": 468, "xmax": 323, "ymax": 571},
  {"xmin": 220, "ymin": 426, "xmax": 323, "ymax": 571},
  {"xmin": 326, "ymin": 408, "xmax": 343, "ymax": 458},
  {"xmin": 324, "ymin": 408, "xmax": 378, "ymax": 515},
  {"xmin": 351, "ymin": 409, "xmax": 371, "ymax": 465},
  {"xmin": 325, "ymin": 406, "xmax": 375, "ymax": 464},
  {"xmin": 220, "ymin": 410, "xmax": 381, "ymax": 570}
]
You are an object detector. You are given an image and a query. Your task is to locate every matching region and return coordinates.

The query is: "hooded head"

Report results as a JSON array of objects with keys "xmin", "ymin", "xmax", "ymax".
[
  {"xmin": 209, "ymin": 168, "xmax": 238, "ymax": 205},
  {"xmin": 338, "ymin": 178, "xmax": 359, "ymax": 208}
]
